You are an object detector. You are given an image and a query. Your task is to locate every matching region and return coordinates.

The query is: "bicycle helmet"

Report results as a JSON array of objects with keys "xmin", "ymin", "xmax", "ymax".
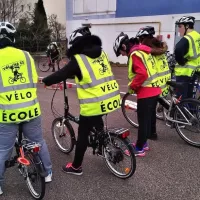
[
  {"xmin": 175, "ymin": 16, "xmax": 195, "ymax": 25},
  {"xmin": 113, "ymin": 32, "xmax": 129, "ymax": 57},
  {"xmin": 136, "ymin": 26, "xmax": 155, "ymax": 38},
  {"xmin": 69, "ymin": 26, "xmax": 91, "ymax": 45},
  {"xmin": 0, "ymin": 22, "xmax": 16, "ymax": 43}
]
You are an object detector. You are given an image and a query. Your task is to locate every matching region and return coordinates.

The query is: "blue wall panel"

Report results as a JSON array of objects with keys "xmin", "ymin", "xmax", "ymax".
[{"xmin": 116, "ymin": 0, "xmax": 200, "ymax": 18}]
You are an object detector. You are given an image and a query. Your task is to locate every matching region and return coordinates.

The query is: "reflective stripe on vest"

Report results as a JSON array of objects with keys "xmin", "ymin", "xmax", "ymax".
[
  {"xmin": 74, "ymin": 51, "xmax": 121, "ymax": 116},
  {"xmin": 175, "ymin": 31, "xmax": 200, "ymax": 77},
  {"xmin": 128, "ymin": 51, "xmax": 158, "ymax": 87},
  {"xmin": 0, "ymin": 51, "xmax": 36, "ymax": 92},
  {"xmin": 76, "ymin": 54, "xmax": 115, "ymax": 89},
  {"xmin": 0, "ymin": 48, "xmax": 40, "ymax": 123},
  {"xmin": 185, "ymin": 35, "xmax": 200, "ymax": 60}
]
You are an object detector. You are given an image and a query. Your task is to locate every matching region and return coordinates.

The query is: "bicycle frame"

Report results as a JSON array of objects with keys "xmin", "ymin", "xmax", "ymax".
[{"xmin": 159, "ymin": 89, "xmax": 193, "ymax": 126}]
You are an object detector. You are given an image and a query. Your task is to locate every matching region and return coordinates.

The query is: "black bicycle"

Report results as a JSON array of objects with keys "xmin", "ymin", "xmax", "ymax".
[
  {"xmin": 5, "ymin": 124, "xmax": 46, "ymax": 199},
  {"xmin": 50, "ymin": 81, "xmax": 136, "ymax": 179}
]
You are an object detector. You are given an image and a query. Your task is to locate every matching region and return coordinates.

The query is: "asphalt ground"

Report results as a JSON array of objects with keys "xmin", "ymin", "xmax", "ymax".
[{"xmin": 1, "ymin": 61, "xmax": 200, "ymax": 200}]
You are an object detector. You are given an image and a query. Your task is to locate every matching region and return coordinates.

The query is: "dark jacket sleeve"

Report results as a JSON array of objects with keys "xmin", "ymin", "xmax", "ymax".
[
  {"xmin": 42, "ymin": 58, "xmax": 82, "ymax": 86},
  {"xmin": 175, "ymin": 37, "xmax": 189, "ymax": 66}
]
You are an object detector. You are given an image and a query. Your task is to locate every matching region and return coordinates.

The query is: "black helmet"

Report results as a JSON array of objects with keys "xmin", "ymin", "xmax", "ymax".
[
  {"xmin": 113, "ymin": 32, "xmax": 129, "ymax": 57},
  {"xmin": 136, "ymin": 26, "xmax": 155, "ymax": 38},
  {"xmin": 69, "ymin": 26, "xmax": 91, "ymax": 45}
]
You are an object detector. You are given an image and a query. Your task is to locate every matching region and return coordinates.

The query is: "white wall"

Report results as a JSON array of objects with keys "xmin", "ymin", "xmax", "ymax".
[{"xmin": 66, "ymin": 12, "xmax": 200, "ymax": 64}]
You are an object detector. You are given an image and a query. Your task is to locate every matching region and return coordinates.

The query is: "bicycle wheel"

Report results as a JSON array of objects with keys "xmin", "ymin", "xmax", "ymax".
[
  {"xmin": 38, "ymin": 57, "xmax": 50, "ymax": 72},
  {"xmin": 8, "ymin": 77, "xmax": 14, "ymax": 84},
  {"xmin": 20, "ymin": 77, "xmax": 26, "ymax": 83},
  {"xmin": 25, "ymin": 152, "xmax": 45, "ymax": 199},
  {"xmin": 121, "ymin": 93, "xmax": 138, "ymax": 128},
  {"xmin": 51, "ymin": 117, "xmax": 75, "ymax": 153},
  {"xmin": 103, "ymin": 135, "xmax": 136, "ymax": 179},
  {"xmin": 174, "ymin": 98, "xmax": 200, "ymax": 147}
]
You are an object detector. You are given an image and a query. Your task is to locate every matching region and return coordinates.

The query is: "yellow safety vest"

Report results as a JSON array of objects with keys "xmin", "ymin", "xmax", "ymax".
[
  {"xmin": 175, "ymin": 30, "xmax": 200, "ymax": 77},
  {"xmin": 128, "ymin": 50, "xmax": 159, "ymax": 92},
  {"xmin": 0, "ymin": 47, "xmax": 41, "ymax": 123},
  {"xmin": 154, "ymin": 54, "xmax": 171, "ymax": 97},
  {"xmin": 74, "ymin": 51, "xmax": 121, "ymax": 116}
]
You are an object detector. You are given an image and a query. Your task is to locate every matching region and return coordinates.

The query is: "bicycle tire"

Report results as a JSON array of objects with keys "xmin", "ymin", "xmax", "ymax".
[
  {"xmin": 25, "ymin": 152, "xmax": 45, "ymax": 200},
  {"xmin": 174, "ymin": 98, "xmax": 200, "ymax": 147},
  {"xmin": 121, "ymin": 93, "xmax": 139, "ymax": 128},
  {"xmin": 38, "ymin": 57, "xmax": 50, "ymax": 72},
  {"xmin": 103, "ymin": 135, "xmax": 136, "ymax": 179},
  {"xmin": 156, "ymin": 102, "xmax": 164, "ymax": 120},
  {"xmin": 51, "ymin": 117, "xmax": 75, "ymax": 154}
]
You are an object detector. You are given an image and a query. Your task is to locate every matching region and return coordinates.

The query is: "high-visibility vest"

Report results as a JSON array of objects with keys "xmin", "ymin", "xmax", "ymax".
[
  {"xmin": 128, "ymin": 50, "xmax": 159, "ymax": 92},
  {"xmin": 175, "ymin": 30, "xmax": 200, "ymax": 77},
  {"xmin": 0, "ymin": 47, "xmax": 41, "ymax": 123},
  {"xmin": 154, "ymin": 54, "xmax": 171, "ymax": 97},
  {"xmin": 74, "ymin": 51, "xmax": 121, "ymax": 116}
]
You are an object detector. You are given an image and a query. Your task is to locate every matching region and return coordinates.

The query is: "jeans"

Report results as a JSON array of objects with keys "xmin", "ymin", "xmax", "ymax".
[
  {"xmin": 136, "ymin": 95, "xmax": 159, "ymax": 149},
  {"xmin": 0, "ymin": 116, "xmax": 52, "ymax": 187}
]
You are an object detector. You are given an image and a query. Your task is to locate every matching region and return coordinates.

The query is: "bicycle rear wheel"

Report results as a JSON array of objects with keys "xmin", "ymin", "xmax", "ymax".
[
  {"xmin": 38, "ymin": 57, "xmax": 50, "ymax": 72},
  {"xmin": 25, "ymin": 152, "xmax": 45, "ymax": 199},
  {"xmin": 121, "ymin": 93, "xmax": 138, "ymax": 128},
  {"xmin": 103, "ymin": 135, "xmax": 136, "ymax": 179},
  {"xmin": 51, "ymin": 117, "xmax": 75, "ymax": 153},
  {"xmin": 174, "ymin": 98, "xmax": 200, "ymax": 147}
]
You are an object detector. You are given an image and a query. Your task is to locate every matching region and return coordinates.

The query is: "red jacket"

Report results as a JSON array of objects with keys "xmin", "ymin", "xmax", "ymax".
[{"xmin": 128, "ymin": 45, "xmax": 161, "ymax": 99}]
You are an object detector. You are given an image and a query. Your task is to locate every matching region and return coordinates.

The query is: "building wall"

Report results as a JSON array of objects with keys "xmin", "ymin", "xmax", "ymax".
[{"xmin": 66, "ymin": 0, "xmax": 200, "ymax": 63}]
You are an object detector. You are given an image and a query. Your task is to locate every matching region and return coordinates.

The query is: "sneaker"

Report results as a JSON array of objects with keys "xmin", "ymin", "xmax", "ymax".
[
  {"xmin": 134, "ymin": 147, "xmax": 146, "ymax": 157},
  {"xmin": 148, "ymin": 133, "xmax": 158, "ymax": 140},
  {"xmin": 62, "ymin": 163, "xmax": 83, "ymax": 176},
  {"xmin": 0, "ymin": 187, "xmax": 3, "ymax": 195},
  {"xmin": 45, "ymin": 170, "xmax": 52, "ymax": 183},
  {"xmin": 132, "ymin": 142, "xmax": 150, "ymax": 151}
]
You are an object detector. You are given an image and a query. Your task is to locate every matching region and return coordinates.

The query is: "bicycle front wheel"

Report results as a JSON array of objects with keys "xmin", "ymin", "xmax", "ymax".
[
  {"xmin": 25, "ymin": 152, "xmax": 45, "ymax": 200},
  {"xmin": 174, "ymin": 98, "xmax": 200, "ymax": 147},
  {"xmin": 121, "ymin": 93, "xmax": 139, "ymax": 128},
  {"xmin": 38, "ymin": 57, "xmax": 50, "ymax": 72},
  {"xmin": 51, "ymin": 117, "xmax": 75, "ymax": 153},
  {"xmin": 103, "ymin": 135, "xmax": 136, "ymax": 179}
]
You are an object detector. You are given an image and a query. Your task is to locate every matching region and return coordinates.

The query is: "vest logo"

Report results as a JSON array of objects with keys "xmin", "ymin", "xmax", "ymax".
[
  {"xmin": 2, "ymin": 61, "xmax": 26, "ymax": 84},
  {"xmin": 196, "ymin": 38, "xmax": 200, "ymax": 51},
  {"xmin": 147, "ymin": 56, "xmax": 156, "ymax": 69},
  {"xmin": 93, "ymin": 54, "xmax": 110, "ymax": 75},
  {"xmin": 159, "ymin": 57, "xmax": 167, "ymax": 71}
]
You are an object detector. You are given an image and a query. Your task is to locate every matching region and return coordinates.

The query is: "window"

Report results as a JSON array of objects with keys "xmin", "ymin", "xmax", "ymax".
[{"xmin": 27, "ymin": 4, "xmax": 31, "ymax": 11}]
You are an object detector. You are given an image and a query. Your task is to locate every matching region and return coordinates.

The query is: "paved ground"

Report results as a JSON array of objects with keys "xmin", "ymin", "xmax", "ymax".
[{"xmin": 1, "ymin": 62, "xmax": 200, "ymax": 200}]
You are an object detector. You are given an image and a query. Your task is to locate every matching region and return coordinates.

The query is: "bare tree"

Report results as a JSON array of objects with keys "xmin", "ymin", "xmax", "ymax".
[
  {"xmin": 48, "ymin": 14, "xmax": 66, "ymax": 41},
  {"xmin": 0, "ymin": 0, "xmax": 24, "ymax": 24}
]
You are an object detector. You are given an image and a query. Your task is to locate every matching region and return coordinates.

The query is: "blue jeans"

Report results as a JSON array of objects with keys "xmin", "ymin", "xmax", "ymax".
[{"xmin": 0, "ymin": 116, "xmax": 52, "ymax": 187}]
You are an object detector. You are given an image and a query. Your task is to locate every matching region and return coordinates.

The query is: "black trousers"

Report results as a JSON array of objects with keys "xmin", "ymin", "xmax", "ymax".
[
  {"xmin": 72, "ymin": 115, "xmax": 104, "ymax": 168},
  {"xmin": 136, "ymin": 95, "xmax": 159, "ymax": 149}
]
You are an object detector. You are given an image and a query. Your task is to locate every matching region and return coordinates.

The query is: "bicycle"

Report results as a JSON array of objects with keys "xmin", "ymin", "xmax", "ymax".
[
  {"xmin": 8, "ymin": 74, "xmax": 26, "ymax": 84},
  {"xmin": 122, "ymin": 80, "xmax": 200, "ymax": 147},
  {"xmin": 50, "ymin": 81, "xmax": 136, "ymax": 179},
  {"xmin": 5, "ymin": 124, "xmax": 46, "ymax": 199},
  {"xmin": 38, "ymin": 54, "xmax": 67, "ymax": 72}
]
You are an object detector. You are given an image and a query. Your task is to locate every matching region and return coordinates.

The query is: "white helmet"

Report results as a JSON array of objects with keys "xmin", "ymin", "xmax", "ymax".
[
  {"xmin": 176, "ymin": 16, "xmax": 195, "ymax": 25},
  {"xmin": 0, "ymin": 22, "xmax": 16, "ymax": 43}
]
